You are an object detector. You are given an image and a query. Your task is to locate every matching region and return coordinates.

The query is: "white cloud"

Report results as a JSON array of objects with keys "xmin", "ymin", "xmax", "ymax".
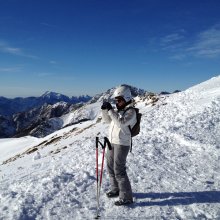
[
  {"xmin": 186, "ymin": 25, "xmax": 220, "ymax": 58},
  {"xmin": 161, "ymin": 33, "xmax": 185, "ymax": 45},
  {"xmin": 3, "ymin": 47, "xmax": 22, "ymax": 55},
  {"xmin": 0, "ymin": 67, "xmax": 22, "ymax": 73},
  {"xmin": 0, "ymin": 40, "xmax": 38, "ymax": 59},
  {"xmin": 169, "ymin": 54, "xmax": 186, "ymax": 61},
  {"xmin": 49, "ymin": 60, "xmax": 57, "ymax": 64},
  {"xmin": 158, "ymin": 30, "xmax": 187, "ymax": 53},
  {"xmin": 158, "ymin": 25, "xmax": 220, "ymax": 59}
]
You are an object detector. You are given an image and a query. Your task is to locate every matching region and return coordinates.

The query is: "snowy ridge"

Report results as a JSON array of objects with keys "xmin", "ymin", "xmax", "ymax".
[
  {"xmin": 61, "ymin": 102, "xmax": 101, "ymax": 127},
  {"xmin": 0, "ymin": 77, "xmax": 220, "ymax": 219}
]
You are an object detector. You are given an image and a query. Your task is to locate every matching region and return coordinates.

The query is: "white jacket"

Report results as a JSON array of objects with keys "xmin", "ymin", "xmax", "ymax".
[{"xmin": 102, "ymin": 103, "xmax": 137, "ymax": 146}]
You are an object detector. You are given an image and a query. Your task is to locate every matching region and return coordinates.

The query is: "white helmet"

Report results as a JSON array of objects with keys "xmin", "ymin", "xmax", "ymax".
[{"xmin": 113, "ymin": 85, "xmax": 132, "ymax": 102}]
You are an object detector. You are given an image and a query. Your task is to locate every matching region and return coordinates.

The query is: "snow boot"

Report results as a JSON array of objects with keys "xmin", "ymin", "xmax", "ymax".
[
  {"xmin": 106, "ymin": 190, "xmax": 119, "ymax": 198},
  {"xmin": 114, "ymin": 199, "xmax": 133, "ymax": 206}
]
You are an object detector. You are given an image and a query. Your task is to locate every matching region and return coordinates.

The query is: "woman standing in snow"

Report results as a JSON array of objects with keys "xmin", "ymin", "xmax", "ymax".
[{"xmin": 101, "ymin": 85, "xmax": 136, "ymax": 206}]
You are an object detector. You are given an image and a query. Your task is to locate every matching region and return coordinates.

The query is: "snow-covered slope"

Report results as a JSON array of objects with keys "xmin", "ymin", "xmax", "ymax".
[
  {"xmin": 0, "ymin": 136, "xmax": 39, "ymax": 164},
  {"xmin": 0, "ymin": 76, "xmax": 220, "ymax": 219}
]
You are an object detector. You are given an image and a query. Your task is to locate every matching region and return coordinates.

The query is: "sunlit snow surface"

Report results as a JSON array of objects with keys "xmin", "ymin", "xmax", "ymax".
[{"xmin": 0, "ymin": 76, "xmax": 220, "ymax": 219}]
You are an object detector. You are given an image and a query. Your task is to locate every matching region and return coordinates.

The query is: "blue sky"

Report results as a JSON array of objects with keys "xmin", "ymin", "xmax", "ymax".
[{"xmin": 0, "ymin": 0, "xmax": 220, "ymax": 97}]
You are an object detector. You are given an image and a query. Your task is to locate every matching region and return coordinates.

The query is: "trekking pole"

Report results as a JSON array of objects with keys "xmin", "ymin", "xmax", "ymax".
[
  {"xmin": 95, "ymin": 137, "xmax": 112, "ymax": 219},
  {"xmin": 98, "ymin": 142, "xmax": 106, "ymax": 202},
  {"xmin": 95, "ymin": 137, "xmax": 100, "ymax": 219}
]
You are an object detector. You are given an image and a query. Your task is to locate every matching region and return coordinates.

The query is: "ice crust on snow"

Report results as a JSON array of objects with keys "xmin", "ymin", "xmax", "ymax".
[{"xmin": 0, "ymin": 76, "xmax": 220, "ymax": 219}]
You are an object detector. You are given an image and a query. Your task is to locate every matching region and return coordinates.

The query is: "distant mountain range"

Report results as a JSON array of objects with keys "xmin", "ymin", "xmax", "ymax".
[
  {"xmin": 0, "ymin": 91, "xmax": 92, "ymax": 117},
  {"xmin": 0, "ymin": 92, "xmax": 91, "ymax": 138},
  {"xmin": 0, "ymin": 86, "xmax": 176, "ymax": 138}
]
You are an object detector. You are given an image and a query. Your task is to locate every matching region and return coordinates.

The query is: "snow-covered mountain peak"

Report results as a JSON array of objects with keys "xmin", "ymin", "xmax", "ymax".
[
  {"xmin": 89, "ymin": 84, "xmax": 147, "ymax": 104},
  {"xmin": 41, "ymin": 91, "xmax": 69, "ymax": 99}
]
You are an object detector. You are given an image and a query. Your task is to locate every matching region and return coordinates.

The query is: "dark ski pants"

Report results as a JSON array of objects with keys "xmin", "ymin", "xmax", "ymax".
[{"xmin": 106, "ymin": 144, "xmax": 132, "ymax": 200}]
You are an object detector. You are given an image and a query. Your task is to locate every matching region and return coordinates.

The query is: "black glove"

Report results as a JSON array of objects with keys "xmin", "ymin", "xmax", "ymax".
[{"xmin": 101, "ymin": 102, "xmax": 113, "ymax": 111}]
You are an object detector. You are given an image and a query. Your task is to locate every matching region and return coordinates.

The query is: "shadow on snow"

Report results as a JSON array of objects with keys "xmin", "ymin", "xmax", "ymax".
[{"xmin": 133, "ymin": 191, "xmax": 220, "ymax": 207}]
